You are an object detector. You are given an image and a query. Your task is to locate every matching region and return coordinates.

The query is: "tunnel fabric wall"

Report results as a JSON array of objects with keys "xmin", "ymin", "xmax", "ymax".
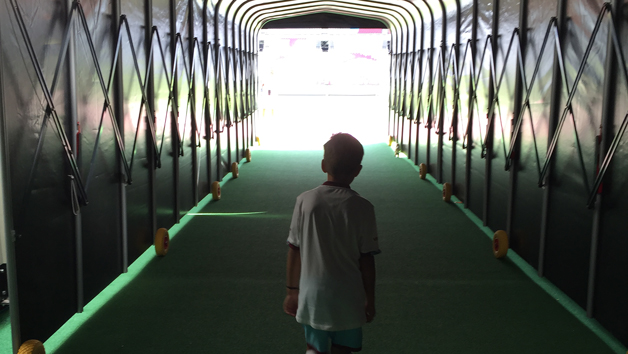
[
  {"xmin": 387, "ymin": 0, "xmax": 628, "ymax": 347},
  {"xmin": 1, "ymin": 1, "xmax": 79, "ymax": 343},
  {"xmin": 0, "ymin": 0, "xmax": 256, "ymax": 346}
]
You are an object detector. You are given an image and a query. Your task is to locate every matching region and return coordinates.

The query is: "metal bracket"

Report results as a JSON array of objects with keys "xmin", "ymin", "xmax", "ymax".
[{"xmin": 0, "ymin": 264, "xmax": 7, "ymax": 302}]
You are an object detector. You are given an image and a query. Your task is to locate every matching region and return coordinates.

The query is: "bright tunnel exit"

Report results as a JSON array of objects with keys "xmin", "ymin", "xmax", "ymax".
[{"xmin": 256, "ymin": 28, "xmax": 391, "ymax": 150}]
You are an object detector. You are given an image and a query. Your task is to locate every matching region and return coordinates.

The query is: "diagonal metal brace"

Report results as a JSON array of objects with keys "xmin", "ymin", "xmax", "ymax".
[{"xmin": 9, "ymin": 0, "xmax": 88, "ymax": 205}]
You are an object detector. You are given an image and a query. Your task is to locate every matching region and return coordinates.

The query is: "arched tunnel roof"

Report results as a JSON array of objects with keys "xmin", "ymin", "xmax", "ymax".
[
  {"xmin": 261, "ymin": 12, "xmax": 387, "ymax": 29},
  {"xmin": 215, "ymin": 1, "xmax": 458, "ymax": 54}
]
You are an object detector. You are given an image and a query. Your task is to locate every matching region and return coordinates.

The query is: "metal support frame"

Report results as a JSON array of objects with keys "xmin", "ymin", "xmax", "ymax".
[
  {"xmin": 588, "ymin": 0, "xmax": 622, "ymax": 318},
  {"xmin": 482, "ymin": 0, "xmax": 498, "ymax": 225},
  {"xmin": 505, "ymin": 21, "xmax": 554, "ymax": 174},
  {"xmin": 507, "ymin": 0, "xmax": 528, "ymax": 240},
  {"xmin": 465, "ymin": 0, "xmax": 479, "ymax": 206},
  {"xmin": 214, "ymin": 44, "xmax": 227, "ymax": 181},
  {"xmin": 224, "ymin": 3, "xmax": 236, "ymax": 168},
  {"xmin": 412, "ymin": 4, "xmax": 425, "ymax": 166},
  {"xmin": 498, "ymin": 3, "xmax": 628, "ymax": 211},
  {"xmin": 1, "ymin": 0, "xmax": 257, "ymax": 348},
  {"xmin": 229, "ymin": 6, "xmax": 243, "ymax": 165},
  {"xmin": 203, "ymin": 3, "xmax": 213, "ymax": 184},
  {"xmin": 539, "ymin": 0, "xmax": 567, "ymax": 277},
  {"xmin": 0, "ymin": 11, "xmax": 20, "ymax": 353},
  {"xmin": 189, "ymin": 0, "xmax": 199, "ymax": 205},
  {"xmin": 238, "ymin": 0, "xmax": 411, "ymax": 143},
  {"xmin": 9, "ymin": 0, "xmax": 89, "ymax": 211},
  {"xmin": 214, "ymin": 2, "xmax": 224, "ymax": 182},
  {"xmin": 450, "ymin": 0, "xmax": 461, "ymax": 190},
  {"xmin": 170, "ymin": 0, "xmax": 180, "ymax": 222},
  {"xmin": 112, "ymin": 1, "xmax": 128, "ymax": 279},
  {"xmin": 435, "ymin": 0, "xmax": 447, "ymax": 183},
  {"xmin": 239, "ymin": 0, "xmax": 410, "ymax": 162},
  {"xmin": 538, "ymin": 6, "xmax": 616, "ymax": 191},
  {"xmin": 8, "ymin": 1, "xmax": 210, "ymax": 228},
  {"xmin": 147, "ymin": 0, "xmax": 157, "ymax": 239},
  {"xmin": 586, "ymin": 3, "xmax": 628, "ymax": 208},
  {"xmin": 227, "ymin": 0, "xmax": 257, "ymax": 151},
  {"xmin": 423, "ymin": 2, "xmax": 434, "ymax": 171},
  {"xmin": 69, "ymin": 0, "xmax": 84, "ymax": 314}
]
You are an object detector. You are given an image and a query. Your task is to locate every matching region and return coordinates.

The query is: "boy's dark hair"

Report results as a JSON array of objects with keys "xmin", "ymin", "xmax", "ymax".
[{"xmin": 323, "ymin": 133, "xmax": 364, "ymax": 177}]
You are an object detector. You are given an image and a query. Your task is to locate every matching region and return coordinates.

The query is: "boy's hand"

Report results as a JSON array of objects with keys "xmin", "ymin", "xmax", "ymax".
[
  {"xmin": 365, "ymin": 301, "xmax": 376, "ymax": 323},
  {"xmin": 283, "ymin": 292, "xmax": 299, "ymax": 317}
]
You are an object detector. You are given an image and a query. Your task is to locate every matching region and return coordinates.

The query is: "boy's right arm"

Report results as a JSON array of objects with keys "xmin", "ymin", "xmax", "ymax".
[{"xmin": 283, "ymin": 246, "xmax": 301, "ymax": 317}]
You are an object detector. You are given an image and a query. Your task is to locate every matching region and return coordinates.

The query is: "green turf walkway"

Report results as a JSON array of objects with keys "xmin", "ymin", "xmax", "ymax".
[{"xmin": 45, "ymin": 143, "xmax": 621, "ymax": 353}]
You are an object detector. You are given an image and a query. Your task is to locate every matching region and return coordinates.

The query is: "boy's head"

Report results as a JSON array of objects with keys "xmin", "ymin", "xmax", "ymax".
[{"xmin": 322, "ymin": 133, "xmax": 364, "ymax": 181}]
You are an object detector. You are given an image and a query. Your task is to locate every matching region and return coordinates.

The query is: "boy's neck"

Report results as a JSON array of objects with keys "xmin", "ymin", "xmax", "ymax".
[{"xmin": 325, "ymin": 174, "xmax": 354, "ymax": 188}]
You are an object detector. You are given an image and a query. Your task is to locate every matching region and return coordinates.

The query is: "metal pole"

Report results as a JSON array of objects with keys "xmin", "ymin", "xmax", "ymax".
[
  {"xmin": 539, "ymin": 0, "xmax": 567, "ymax": 277},
  {"xmin": 112, "ymin": 0, "xmax": 127, "ymax": 273},
  {"xmin": 411, "ymin": 2, "xmax": 425, "ymax": 166},
  {"xmin": 588, "ymin": 0, "xmax": 619, "ymax": 318},
  {"xmin": 67, "ymin": 0, "xmax": 84, "ymax": 311},
  {"xmin": 508, "ymin": 0, "xmax": 528, "ymax": 239},
  {"xmin": 146, "ymin": 0, "xmax": 157, "ymax": 237},
  {"xmin": 202, "ymin": 1, "xmax": 212, "ymax": 190},
  {"xmin": 423, "ymin": 1, "xmax": 434, "ymax": 171},
  {"xmin": 170, "ymin": 0, "xmax": 180, "ymax": 221},
  {"xmin": 436, "ymin": 0, "xmax": 447, "ymax": 183},
  {"xmin": 482, "ymin": 0, "xmax": 499, "ymax": 225},
  {"xmin": 465, "ymin": 0, "xmax": 478, "ymax": 207},
  {"xmin": 408, "ymin": 6, "xmax": 421, "ymax": 163},
  {"xmin": 388, "ymin": 46, "xmax": 394, "ymax": 138},
  {"xmin": 224, "ymin": 6, "xmax": 233, "ymax": 170},
  {"xmin": 450, "ymin": 0, "xmax": 461, "ymax": 189},
  {"xmin": 111, "ymin": 0, "xmax": 127, "ymax": 273},
  {"xmin": 215, "ymin": 1, "xmax": 223, "ymax": 182},
  {"xmin": 0, "ymin": 16, "xmax": 21, "ymax": 354},
  {"xmin": 189, "ymin": 0, "xmax": 199, "ymax": 205}
]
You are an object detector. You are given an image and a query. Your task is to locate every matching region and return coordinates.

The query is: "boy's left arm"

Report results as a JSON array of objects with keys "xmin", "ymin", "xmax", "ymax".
[
  {"xmin": 359, "ymin": 253, "xmax": 376, "ymax": 322},
  {"xmin": 283, "ymin": 246, "xmax": 301, "ymax": 317}
]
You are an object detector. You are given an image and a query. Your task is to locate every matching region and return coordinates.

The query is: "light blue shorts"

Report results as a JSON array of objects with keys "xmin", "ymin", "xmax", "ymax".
[{"xmin": 303, "ymin": 324, "xmax": 363, "ymax": 353}]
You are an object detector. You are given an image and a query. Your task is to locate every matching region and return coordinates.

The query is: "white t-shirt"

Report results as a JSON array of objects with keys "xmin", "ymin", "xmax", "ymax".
[{"xmin": 287, "ymin": 183, "xmax": 380, "ymax": 331}]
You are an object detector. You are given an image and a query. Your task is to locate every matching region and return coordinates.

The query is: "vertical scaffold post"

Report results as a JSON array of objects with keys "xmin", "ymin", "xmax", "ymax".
[
  {"xmin": 482, "ymin": 0, "xmax": 499, "ymax": 226},
  {"xmin": 69, "ymin": 0, "xmax": 85, "ymax": 311},
  {"xmin": 388, "ymin": 39, "xmax": 394, "ymax": 138},
  {"xmin": 146, "ymin": 0, "xmax": 157, "ymax": 238},
  {"xmin": 0, "ymin": 13, "xmax": 21, "ymax": 354},
  {"xmin": 588, "ymin": 0, "xmax": 621, "ymax": 318},
  {"xmin": 465, "ymin": 0, "xmax": 479, "ymax": 206},
  {"xmin": 539, "ymin": 0, "xmax": 568, "ymax": 277},
  {"xmin": 423, "ymin": 0, "xmax": 434, "ymax": 171},
  {"xmin": 189, "ymin": 0, "xmax": 199, "ymax": 205},
  {"xmin": 214, "ymin": 1, "xmax": 223, "ymax": 183},
  {"xmin": 507, "ymin": 0, "xmax": 528, "ymax": 240},
  {"xmin": 412, "ymin": 2, "xmax": 425, "ymax": 166},
  {"xmin": 170, "ymin": 0, "xmax": 181, "ymax": 221},
  {"xmin": 450, "ymin": 0, "xmax": 461, "ymax": 189},
  {"xmin": 436, "ymin": 0, "xmax": 447, "ymax": 183},
  {"xmin": 112, "ymin": 0, "xmax": 128, "ymax": 274}
]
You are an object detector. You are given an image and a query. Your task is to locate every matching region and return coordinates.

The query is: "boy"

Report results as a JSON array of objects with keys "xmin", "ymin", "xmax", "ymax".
[{"xmin": 283, "ymin": 133, "xmax": 380, "ymax": 354}]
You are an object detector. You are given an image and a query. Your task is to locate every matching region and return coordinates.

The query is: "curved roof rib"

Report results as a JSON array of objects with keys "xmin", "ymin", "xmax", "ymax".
[{"xmin": 222, "ymin": 0, "xmax": 428, "ymax": 55}]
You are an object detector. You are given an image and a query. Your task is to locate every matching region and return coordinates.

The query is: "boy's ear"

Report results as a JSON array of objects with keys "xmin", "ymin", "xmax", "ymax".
[
  {"xmin": 321, "ymin": 159, "xmax": 327, "ymax": 173},
  {"xmin": 353, "ymin": 165, "xmax": 363, "ymax": 177}
]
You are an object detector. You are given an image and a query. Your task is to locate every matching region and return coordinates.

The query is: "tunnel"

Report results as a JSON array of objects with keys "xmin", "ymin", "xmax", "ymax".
[{"xmin": 1, "ymin": 0, "xmax": 628, "ymax": 353}]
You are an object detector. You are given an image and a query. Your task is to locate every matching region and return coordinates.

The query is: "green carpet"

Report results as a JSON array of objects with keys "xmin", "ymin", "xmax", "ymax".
[{"xmin": 43, "ymin": 143, "xmax": 620, "ymax": 353}]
